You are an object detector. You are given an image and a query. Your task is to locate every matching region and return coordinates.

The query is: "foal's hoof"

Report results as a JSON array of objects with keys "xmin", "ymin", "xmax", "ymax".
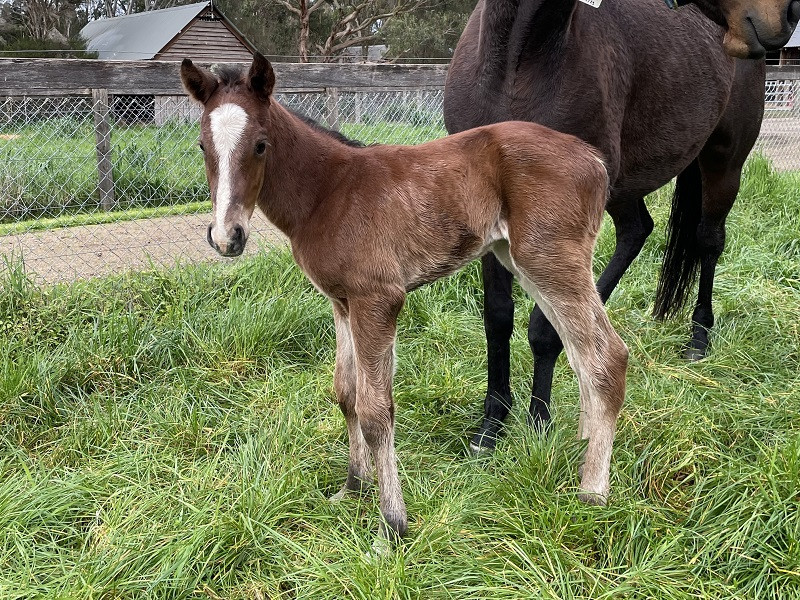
[
  {"xmin": 329, "ymin": 479, "xmax": 371, "ymax": 502},
  {"xmin": 329, "ymin": 488, "xmax": 349, "ymax": 503},
  {"xmin": 368, "ymin": 536, "xmax": 393, "ymax": 559},
  {"xmin": 577, "ymin": 490, "xmax": 608, "ymax": 506}
]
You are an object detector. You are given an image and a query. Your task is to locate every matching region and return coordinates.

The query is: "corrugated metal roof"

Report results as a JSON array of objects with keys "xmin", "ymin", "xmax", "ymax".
[{"xmin": 80, "ymin": 2, "xmax": 210, "ymax": 60}]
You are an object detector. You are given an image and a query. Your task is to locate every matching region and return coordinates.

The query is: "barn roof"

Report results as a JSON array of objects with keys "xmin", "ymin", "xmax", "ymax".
[
  {"xmin": 80, "ymin": 2, "xmax": 251, "ymax": 60},
  {"xmin": 787, "ymin": 25, "xmax": 800, "ymax": 48}
]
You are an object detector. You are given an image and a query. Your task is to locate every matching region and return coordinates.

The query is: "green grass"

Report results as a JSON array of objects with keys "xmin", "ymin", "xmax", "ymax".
[{"xmin": 0, "ymin": 153, "xmax": 798, "ymax": 598}]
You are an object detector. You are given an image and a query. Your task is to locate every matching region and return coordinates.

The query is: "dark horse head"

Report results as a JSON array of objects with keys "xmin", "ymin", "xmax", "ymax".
[{"xmin": 672, "ymin": 0, "xmax": 800, "ymax": 57}]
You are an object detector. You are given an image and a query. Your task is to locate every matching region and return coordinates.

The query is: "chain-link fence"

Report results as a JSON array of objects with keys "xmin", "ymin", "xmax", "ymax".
[{"xmin": 0, "ymin": 62, "xmax": 797, "ymax": 284}]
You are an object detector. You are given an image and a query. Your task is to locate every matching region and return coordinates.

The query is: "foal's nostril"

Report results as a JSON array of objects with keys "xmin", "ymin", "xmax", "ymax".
[
  {"xmin": 206, "ymin": 224, "xmax": 214, "ymax": 248},
  {"xmin": 232, "ymin": 224, "xmax": 244, "ymax": 245}
]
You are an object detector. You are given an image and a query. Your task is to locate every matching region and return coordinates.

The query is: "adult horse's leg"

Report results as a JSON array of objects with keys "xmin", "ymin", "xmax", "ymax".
[
  {"xmin": 653, "ymin": 156, "xmax": 746, "ymax": 360},
  {"xmin": 471, "ymin": 254, "xmax": 515, "ymax": 453},
  {"xmin": 525, "ymin": 197, "xmax": 653, "ymax": 426},
  {"xmin": 330, "ymin": 304, "xmax": 373, "ymax": 501},
  {"xmin": 685, "ymin": 151, "xmax": 746, "ymax": 360}
]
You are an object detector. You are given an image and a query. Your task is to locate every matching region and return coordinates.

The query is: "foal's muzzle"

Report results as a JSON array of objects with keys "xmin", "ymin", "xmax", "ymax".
[{"xmin": 207, "ymin": 223, "xmax": 246, "ymax": 257}]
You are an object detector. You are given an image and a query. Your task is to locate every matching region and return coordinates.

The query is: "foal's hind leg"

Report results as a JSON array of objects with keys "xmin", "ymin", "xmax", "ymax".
[
  {"xmin": 330, "ymin": 304, "xmax": 373, "ymax": 501},
  {"xmin": 496, "ymin": 241, "xmax": 628, "ymax": 502},
  {"xmin": 526, "ymin": 198, "xmax": 651, "ymax": 427}
]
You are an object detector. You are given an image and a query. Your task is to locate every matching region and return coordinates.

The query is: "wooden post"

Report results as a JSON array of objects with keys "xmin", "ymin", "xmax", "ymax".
[
  {"xmin": 325, "ymin": 87, "xmax": 340, "ymax": 131},
  {"xmin": 92, "ymin": 88, "xmax": 115, "ymax": 211}
]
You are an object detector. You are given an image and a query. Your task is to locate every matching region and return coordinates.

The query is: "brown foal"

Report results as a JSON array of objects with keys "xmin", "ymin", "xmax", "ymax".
[{"xmin": 182, "ymin": 53, "xmax": 628, "ymax": 546}]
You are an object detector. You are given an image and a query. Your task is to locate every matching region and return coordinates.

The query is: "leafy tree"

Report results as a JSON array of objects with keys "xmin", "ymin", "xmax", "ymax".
[
  {"xmin": 382, "ymin": 0, "xmax": 472, "ymax": 59},
  {"xmin": 0, "ymin": 0, "xmax": 94, "ymax": 56},
  {"xmin": 270, "ymin": 0, "xmax": 426, "ymax": 62},
  {"xmin": 81, "ymin": 0, "xmax": 195, "ymax": 19},
  {"xmin": 214, "ymin": 0, "xmax": 298, "ymax": 58}
]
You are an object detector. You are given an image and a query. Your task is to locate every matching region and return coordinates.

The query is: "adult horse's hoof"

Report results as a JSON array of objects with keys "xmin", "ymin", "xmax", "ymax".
[
  {"xmin": 469, "ymin": 418, "xmax": 504, "ymax": 455},
  {"xmin": 684, "ymin": 346, "xmax": 708, "ymax": 362},
  {"xmin": 685, "ymin": 324, "xmax": 711, "ymax": 361}
]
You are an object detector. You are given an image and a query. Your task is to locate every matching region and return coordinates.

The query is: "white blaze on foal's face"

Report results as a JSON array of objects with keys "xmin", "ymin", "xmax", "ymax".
[{"xmin": 208, "ymin": 102, "xmax": 250, "ymax": 247}]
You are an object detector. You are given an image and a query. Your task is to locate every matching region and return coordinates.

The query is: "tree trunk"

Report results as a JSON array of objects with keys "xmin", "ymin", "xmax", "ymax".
[{"xmin": 299, "ymin": 0, "xmax": 310, "ymax": 62}]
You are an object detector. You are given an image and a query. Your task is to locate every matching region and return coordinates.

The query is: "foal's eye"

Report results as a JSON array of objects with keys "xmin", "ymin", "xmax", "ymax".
[
  {"xmin": 255, "ymin": 141, "xmax": 267, "ymax": 155},
  {"xmin": 198, "ymin": 141, "xmax": 205, "ymax": 153}
]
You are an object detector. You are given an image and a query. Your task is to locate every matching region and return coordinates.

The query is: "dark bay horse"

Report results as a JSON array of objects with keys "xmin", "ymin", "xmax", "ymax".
[
  {"xmin": 675, "ymin": 0, "xmax": 799, "ymax": 57},
  {"xmin": 444, "ymin": 0, "xmax": 766, "ymax": 451},
  {"xmin": 182, "ymin": 53, "xmax": 628, "ymax": 546}
]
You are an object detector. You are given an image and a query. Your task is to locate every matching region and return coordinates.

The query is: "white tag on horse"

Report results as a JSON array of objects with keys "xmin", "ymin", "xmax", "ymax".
[{"xmin": 578, "ymin": 0, "xmax": 602, "ymax": 7}]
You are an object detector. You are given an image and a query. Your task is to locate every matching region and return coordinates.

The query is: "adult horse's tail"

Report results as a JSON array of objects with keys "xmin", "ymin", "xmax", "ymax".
[{"xmin": 653, "ymin": 159, "xmax": 702, "ymax": 319}]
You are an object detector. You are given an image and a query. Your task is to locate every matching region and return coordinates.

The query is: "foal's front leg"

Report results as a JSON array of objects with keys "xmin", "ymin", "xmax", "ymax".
[
  {"xmin": 349, "ymin": 293, "xmax": 408, "ymax": 545},
  {"xmin": 330, "ymin": 303, "xmax": 373, "ymax": 501}
]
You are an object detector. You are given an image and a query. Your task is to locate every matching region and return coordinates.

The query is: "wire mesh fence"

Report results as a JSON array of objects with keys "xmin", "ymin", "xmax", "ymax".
[{"xmin": 0, "ymin": 70, "xmax": 797, "ymax": 284}]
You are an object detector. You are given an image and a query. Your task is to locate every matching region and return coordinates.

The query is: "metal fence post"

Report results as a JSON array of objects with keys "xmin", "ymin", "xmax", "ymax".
[
  {"xmin": 92, "ymin": 88, "xmax": 115, "ymax": 211},
  {"xmin": 325, "ymin": 87, "xmax": 340, "ymax": 131}
]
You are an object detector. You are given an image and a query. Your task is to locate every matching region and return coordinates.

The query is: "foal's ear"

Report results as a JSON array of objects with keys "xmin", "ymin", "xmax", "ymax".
[
  {"xmin": 248, "ymin": 52, "xmax": 275, "ymax": 101},
  {"xmin": 181, "ymin": 58, "xmax": 218, "ymax": 104}
]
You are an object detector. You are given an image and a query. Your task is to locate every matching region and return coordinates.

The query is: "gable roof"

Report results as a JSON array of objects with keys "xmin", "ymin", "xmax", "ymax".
[
  {"xmin": 786, "ymin": 25, "xmax": 800, "ymax": 48},
  {"xmin": 80, "ymin": 2, "xmax": 254, "ymax": 60}
]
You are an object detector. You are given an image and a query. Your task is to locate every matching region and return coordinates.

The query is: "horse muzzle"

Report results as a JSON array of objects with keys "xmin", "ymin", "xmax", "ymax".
[
  {"xmin": 207, "ymin": 223, "xmax": 247, "ymax": 257},
  {"xmin": 724, "ymin": 0, "xmax": 800, "ymax": 58}
]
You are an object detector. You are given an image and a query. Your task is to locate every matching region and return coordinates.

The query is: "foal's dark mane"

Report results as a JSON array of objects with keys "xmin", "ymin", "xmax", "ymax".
[
  {"xmin": 211, "ymin": 63, "xmax": 365, "ymax": 148},
  {"xmin": 293, "ymin": 112, "xmax": 366, "ymax": 148}
]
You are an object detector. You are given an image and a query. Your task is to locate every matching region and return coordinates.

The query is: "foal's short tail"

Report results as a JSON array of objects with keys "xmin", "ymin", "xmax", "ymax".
[{"xmin": 653, "ymin": 159, "xmax": 702, "ymax": 320}]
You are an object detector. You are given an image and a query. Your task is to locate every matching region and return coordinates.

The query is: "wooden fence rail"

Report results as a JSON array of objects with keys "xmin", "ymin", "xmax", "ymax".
[
  {"xmin": 0, "ymin": 58, "xmax": 449, "ymax": 96},
  {"xmin": 0, "ymin": 59, "xmax": 449, "ymax": 212},
  {"xmin": 0, "ymin": 58, "xmax": 796, "ymax": 97}
]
